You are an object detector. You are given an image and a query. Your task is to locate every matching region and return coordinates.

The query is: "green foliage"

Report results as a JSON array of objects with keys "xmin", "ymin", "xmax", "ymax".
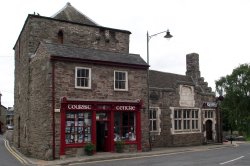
[
  {"xmin": 215, "ymin": 64, "xmax": 250, "ymax": 135},
  {"xmin": 115, "ymin": 140, "xmax": 125, "ymax": 153},
  {"xmin": 84, "ymin": 142, "xmax": 95, "ymax": 155},
  {"xmin": 246, "ymin": 136, "xmax": 250, "ymax": 141}
]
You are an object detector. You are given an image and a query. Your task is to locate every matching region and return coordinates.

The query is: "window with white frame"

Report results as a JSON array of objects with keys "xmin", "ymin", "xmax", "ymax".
[
  {"xmin": 75, "ymin": 67, "xmax": 91, "ymax": 89},
  {"xmin": 149, "ymin": 107, "xmax": 161, "ymax": 134},
  {"xmin": 114, "ymin": 71, "xmax": 128, "ymax": 91},
  {"xmin": 172, "ymin": 108, "xmax": 200, "ymax": 134},
  {"xmin": 204, "ymin": 110, "xmax": 214, "ymax": 118}
]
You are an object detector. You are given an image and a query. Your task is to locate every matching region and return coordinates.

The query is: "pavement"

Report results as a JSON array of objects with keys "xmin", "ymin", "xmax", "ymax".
[{"xmin": 4, "ymin": 137, "xmax": 240, "ymax": 166}]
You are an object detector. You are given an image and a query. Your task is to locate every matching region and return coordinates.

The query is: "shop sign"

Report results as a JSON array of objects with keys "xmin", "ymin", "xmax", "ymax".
[
  {"xmin": 67, "ymin": 104, "xmax": 92, "ymax": 110},
  {"xmin": 203, "ymin": 102, "xmax": 217, "ymax": 108},
  {"xmin": 115, "ymin": 105, "xmax": 136, "ymax": 111}
]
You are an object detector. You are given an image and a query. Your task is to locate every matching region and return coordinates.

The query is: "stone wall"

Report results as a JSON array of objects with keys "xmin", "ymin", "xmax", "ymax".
[
  {"xmin": 29, "ymin": 44, "xmax": 53, "ymax": 160},
  {"xmin": 149, "ymin": 82, "xmax": 216, "ymax": 148},
  {"xmin": 13, "ymin": 15, "xmax": 133, "ymax": 160},
  {"xmin": 53, "ymin": 60, "xmax": 149, "ymax": 157}
]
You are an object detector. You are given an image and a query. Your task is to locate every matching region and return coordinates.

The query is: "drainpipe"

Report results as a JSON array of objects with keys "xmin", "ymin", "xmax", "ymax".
[{"xmin": 51, "ymin": 61, "xmax": 55, "ymax": 159}]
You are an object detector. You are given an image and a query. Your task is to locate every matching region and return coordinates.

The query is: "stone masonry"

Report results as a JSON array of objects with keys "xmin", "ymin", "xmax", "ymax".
[{"xmin": 13, "ymin": 4, "xmax": 149, "ymax": 160}]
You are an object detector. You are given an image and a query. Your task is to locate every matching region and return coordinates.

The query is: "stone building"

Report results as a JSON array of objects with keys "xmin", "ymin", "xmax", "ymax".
[
  {"xmin": 0, "ymin": 93, "xmax": 7, "ymax": 133},
  {"xmin": 13, "ymin": 3, "xmax": 221, "ymax": 161},
  {"xmin": 13, "ymin": 3, "xmax": 149, "ymax": 160},
  {"xmin": 149, "ymin": 53, "xmax": 221, "ymax": 147},
  {"xmin": 0, "ymin": 106, "xmax": 7, "ymax": 133}
]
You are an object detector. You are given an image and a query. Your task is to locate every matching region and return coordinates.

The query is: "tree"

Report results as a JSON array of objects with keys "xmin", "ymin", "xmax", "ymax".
[{"xmin": 215, "ymin": 64, "xmax": 250, "ymax": 136}]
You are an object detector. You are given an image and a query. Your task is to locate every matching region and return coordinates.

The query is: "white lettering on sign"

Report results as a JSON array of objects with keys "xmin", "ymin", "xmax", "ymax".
[
  {"xmin": 205, "ymin": 102, "xmax": 217, "ymax": 108},
  {"xmin": 67, "ymin": 104, "xmax": 91, "ymax": 110},
  {"xmin": 115, "ymin": 106, "xmax": 136, "ymax": 111}
]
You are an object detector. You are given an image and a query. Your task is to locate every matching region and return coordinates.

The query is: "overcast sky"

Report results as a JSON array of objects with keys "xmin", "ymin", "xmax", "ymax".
[{"xmin": 1, "ymin": 0, "xmax": 250, "ymax": 107}]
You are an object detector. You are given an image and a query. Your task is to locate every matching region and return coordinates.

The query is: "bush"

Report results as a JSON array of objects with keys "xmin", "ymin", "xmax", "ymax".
[
  {"xmin": 115, "ymin": 141, "xmax": 125, "ymax": 153},
  {"xmin": 84, "ymin": 143, "xmax": 95, "ymax": 156}
]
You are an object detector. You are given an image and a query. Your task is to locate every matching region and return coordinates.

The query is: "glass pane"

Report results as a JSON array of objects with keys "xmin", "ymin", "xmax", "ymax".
[
  {"xmin": 120, "ymin": 81, "xmax": 125, "ymax": 89},
  {"xmin": 153, "ymin": 120, "xmax": 157, "ymax": 131},
  {"xmin": 77, "ymin": 69, "xmax": 81, "ymax": 77},
  {"xmin": 187, "ymin": 120, "xmax": 190, "ymax": 129},
  {"xmin": 178, "ymin": 110, "xmax": 182, "ymax": 118},
  {"xmin": 85, "ymin": 69, "xmax": 89, "ymax": 77},
  {"xmin": 174, "ymin": 110, "xmax": 177, "ymax": 118},
  {"xmin": 150, "ymin": 121, "xmax": 153, "ymax": 131},
  {"xmin": 153, "ymin": 110, "xmax": 156, "ymax": 119},
  {"xmin": 122, "ymin": 112, "xmax": 129, "ymax": 126},
  {"xmin": 178, "ymin": 120, "xmax": 182, "ymax": 129},
  {"xmin": 122, "ymin": 126, "xmax": 129, "ymax": 140},
  {"xmin": 129, "ymin": 112, "xmax": 134, "ymax": 126},
  {"xmin": 174, "ymin": 120, "xmax": 178, "ymax": 130},
  {"xmin": 187, "ymin": 110, "xmax": 190, "ymax": 118},
  {"xmin": 65, "ymin": 112, "xmax": 92, "ymax": 144}
]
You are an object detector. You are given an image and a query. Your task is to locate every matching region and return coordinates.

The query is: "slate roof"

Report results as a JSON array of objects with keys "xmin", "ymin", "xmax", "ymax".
[
  {"xmin": 52, "ymin": 2, "xmax": 98, "ymax": 26},
  {"xmin": 149, "ymin": 70, "xmax": 194, "ymax": 89},
  {"xmin": 40, "ymin": 42, "xmax": 148, "ymax": 68}
]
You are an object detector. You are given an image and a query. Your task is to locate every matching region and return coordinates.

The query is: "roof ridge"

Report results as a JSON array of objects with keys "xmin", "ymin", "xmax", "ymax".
[
  {"xmin": 51, "ymin": 2, "xmax": 99, "ymax": 26},
  {"xmin": 150, "ymin": 69, "xmax": 186, "ymax": 77}
]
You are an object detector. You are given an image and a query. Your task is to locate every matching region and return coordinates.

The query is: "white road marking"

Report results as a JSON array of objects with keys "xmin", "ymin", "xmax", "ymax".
[{"xmin": 220, "ymin": 156, "xmax": 244, "ymax": 165}]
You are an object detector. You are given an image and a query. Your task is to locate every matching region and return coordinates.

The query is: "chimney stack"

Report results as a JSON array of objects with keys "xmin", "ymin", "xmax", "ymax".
[{"xmin": 186, "ymin": 53, "xmax": 200, "ymax": 84}]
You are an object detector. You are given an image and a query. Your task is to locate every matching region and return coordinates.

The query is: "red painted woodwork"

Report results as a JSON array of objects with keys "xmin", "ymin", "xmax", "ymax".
[{"xmin": 60, "ymin": 97, "xmax": 142, "ymax": 156}]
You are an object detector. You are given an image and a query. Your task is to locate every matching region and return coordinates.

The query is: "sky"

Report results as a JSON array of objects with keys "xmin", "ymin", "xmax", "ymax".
[{"xmin": 0, "ymin": 0, "xmax": 250, "ymax": 107}]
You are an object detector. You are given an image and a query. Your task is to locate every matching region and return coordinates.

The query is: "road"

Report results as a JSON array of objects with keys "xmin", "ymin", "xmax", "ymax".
[
  {"xmin": 69, "ymin": 143, "xmax": 250, "ymax": 166},
  {"xmin": 0, "ymin": 134, "xmax": 23, "ymax": 166}
]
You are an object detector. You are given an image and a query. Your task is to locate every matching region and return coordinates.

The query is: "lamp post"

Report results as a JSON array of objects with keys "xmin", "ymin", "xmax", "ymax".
[{"xmin": 146, "ymin": 29, "xmax": 173, "ymax": 150}]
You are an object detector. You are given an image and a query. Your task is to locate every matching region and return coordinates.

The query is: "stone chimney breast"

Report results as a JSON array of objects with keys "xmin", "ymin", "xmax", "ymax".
[{"xmin": 186, "ymin": 53, "xmax": 201, "ymax": 84}]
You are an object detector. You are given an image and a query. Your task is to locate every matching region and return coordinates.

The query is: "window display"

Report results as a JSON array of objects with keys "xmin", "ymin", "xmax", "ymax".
[
  {"xmin": 65, "ymin": 112, "xmax": 92, "ymax": 144},
  {"xmin": 114, "ymin": 112, "xmax": 136, "ymax": 141}
]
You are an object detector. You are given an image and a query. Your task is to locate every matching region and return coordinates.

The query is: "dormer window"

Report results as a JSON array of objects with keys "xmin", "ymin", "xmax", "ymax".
[{"xmin": 58, "ymin": 30, "xmax": 64, "ymax": 44}]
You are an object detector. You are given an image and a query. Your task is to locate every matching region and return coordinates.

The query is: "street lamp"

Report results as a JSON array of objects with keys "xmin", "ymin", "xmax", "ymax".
[
  {"xmin": 146, "ymin": 29, "xmax": 173, "ymax": 150},
  {"xmin": 147, "ymin": 29, "xmax": 173, "ymax": 64}
]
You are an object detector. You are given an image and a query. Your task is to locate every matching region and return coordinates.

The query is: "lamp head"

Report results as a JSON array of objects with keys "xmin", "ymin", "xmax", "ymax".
[{"xmin": 164, "ymin": 29, "xmax": 173, "ymax": 39}]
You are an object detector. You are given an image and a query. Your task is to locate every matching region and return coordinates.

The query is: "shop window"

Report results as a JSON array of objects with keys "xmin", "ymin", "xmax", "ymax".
[
  {"xmin": 114, "ymin": 112, "xmax": 136, "ymax": 141},
  {"xmin": 65, "ymin": 112, "xmax": 92, "ymax": 144},
  {"xmin": 75, "ymin": 67, "xmax": 91, "ymax": 89},
  {"xmin": 172, "ymin": 108, "xmax": 200, "ymax": 134},
  {"xmin": 114, "ymin": 71, "xmax": 128, "ymax": 91},
  {"xmin": 149, "ymin": 107, "xmax": 161, "ymax": 134}
]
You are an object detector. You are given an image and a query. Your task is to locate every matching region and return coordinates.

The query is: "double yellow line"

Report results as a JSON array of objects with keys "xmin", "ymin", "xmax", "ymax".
[{"xmin": 3, "ymin": 138, "xmax": 29, "ymax": 165}]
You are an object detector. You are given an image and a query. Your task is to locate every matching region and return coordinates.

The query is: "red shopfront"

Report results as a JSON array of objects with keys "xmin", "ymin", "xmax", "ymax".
[{"xmin": 60, "ymin": 97, "xmax": 142, "ymax": 155}]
